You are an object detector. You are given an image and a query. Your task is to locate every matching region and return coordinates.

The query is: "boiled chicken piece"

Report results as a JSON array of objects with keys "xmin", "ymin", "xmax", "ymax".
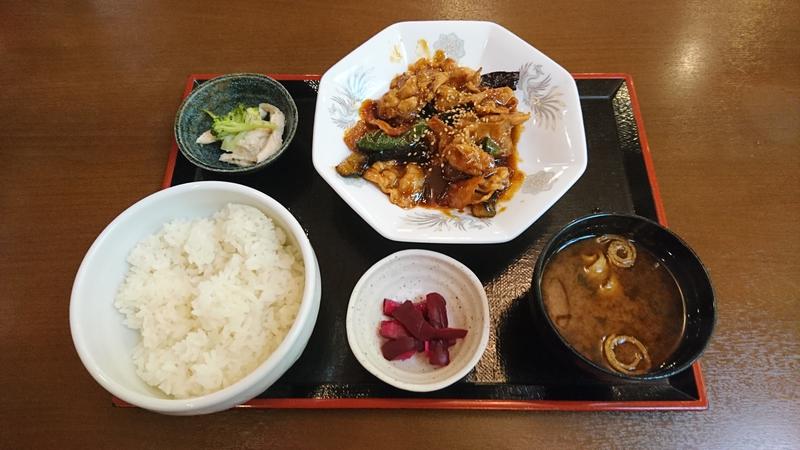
[
  {"xmin": 443, "ymin": 137, "xmax": 495, "ymax": 176},
  {"xmin": 363, "ymin": 161, "xmax": 425, "ymax": 208},
  {"xmin": 255, "ymin": 103, "xmax": 285, "ymax": 162}
]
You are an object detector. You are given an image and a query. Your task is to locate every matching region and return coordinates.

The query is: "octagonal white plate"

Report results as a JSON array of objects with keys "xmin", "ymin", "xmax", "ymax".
[{"xmin": 312, "ymin": 21, "xmax": 587, "ymax": 244}]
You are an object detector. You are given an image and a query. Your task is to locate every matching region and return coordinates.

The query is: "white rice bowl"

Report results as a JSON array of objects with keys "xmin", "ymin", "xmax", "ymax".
[
  {"xmin": 70, "ymin": 181, "xmax": 321, "ymax": 415},
  {"xmin": 114, "ymin": 204, "xmax": 304, "ymax": 398}
]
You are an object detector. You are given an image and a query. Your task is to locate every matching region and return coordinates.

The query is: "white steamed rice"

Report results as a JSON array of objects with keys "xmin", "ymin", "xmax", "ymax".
[{"xmin": 114, "ymin": 203, "xmax": 304, "ymax": 398}]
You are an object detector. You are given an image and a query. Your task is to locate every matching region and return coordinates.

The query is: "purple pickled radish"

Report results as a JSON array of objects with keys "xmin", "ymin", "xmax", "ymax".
[
  {"xmin": 395, "ymin": 350, "xmax": 416, "ymax": 360},
  {"xmin": 425, "ymin": 292, "xmax": 448, "ymax": 328},
  {"xmin": 379, "ymin": 320, "xmax": 410, "ymax": 339},
  {"xmin": 423, "ymin": 293, "xmax": 459, "ymax": 365},
  {"xmin": 383, "ymin": 298, "xmax": 427, "ymax": 317},
  {"xmin": 381, "ymin": 294, "xmax": 466, "ymax": 366},
  {"xmin": 383, "ymin": 298, "xmax": 401, "ymax": 316},
  {"xmin": 416, "ymin": 300, "xmax": 428, "ymax": 319},
  {"xmin": 381, "ymin": 336, "xmax": 418, "ymax": 360},
  {"xmin": 390, "ymin": 300, "xmax": 436, "ymax": 341},
  {"xmin": 431, "ymin": 327, "xmax": 468, "ymax": 340},
  {"xmin": 427, "ymin": 339, "xmax": 450, "ymax": 366}
]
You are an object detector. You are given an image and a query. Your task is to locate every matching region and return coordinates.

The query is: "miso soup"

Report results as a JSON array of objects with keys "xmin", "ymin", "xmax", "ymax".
[{"xmin": 541, "ymin": 235, "xmax": 685, "ymax": 375}]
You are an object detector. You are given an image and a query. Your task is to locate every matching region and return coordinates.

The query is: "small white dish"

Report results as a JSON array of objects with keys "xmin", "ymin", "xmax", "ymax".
[
  {"xmin": 346, "ymin": 250, "xmax": 490, "ymax": 392},
  {"xmin": 312, "ymin": 20, "xmax": 587, "ymax": 243}
]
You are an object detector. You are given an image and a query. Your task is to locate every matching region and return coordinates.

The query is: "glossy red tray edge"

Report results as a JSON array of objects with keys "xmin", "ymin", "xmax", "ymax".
[{"xmin": 138, "ymin": 73, "xmax": 708, "ymax": 412}]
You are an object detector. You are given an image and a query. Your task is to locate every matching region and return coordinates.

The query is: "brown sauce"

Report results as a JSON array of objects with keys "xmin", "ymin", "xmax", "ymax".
[
  {"xmin": 499, "ymin": 150, "xmax": 525, "ymax": 202},
  {"xmin": 338, "ymin": 52, "xmax": 531, "ymax": 217},
  {"xmin": 353, "ymin": 97, "xmax": 525, "ymax": 213},
  {"xmin": 541, "ymin": 236, "xmax": 685, "ymax": 374}
]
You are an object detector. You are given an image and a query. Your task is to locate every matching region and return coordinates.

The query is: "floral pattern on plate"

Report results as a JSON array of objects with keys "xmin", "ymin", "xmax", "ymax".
[
  {"xmin": 518, "ymin": 63, "xmax": 565, "ymax": 130},
  {"xmin": 329, "ymin": 69, "xmax": 373, "ymax": 129},
  {"xmin": 404, "ymin": 211, "xmax": 492, "ymax": 231},
  {"xmin": 521, "ymin": 170, "xmax": 557, "ymax": 195},
  {"xmin": 432, "ymin": 33, "xmax": 465, "ymax": 60}
]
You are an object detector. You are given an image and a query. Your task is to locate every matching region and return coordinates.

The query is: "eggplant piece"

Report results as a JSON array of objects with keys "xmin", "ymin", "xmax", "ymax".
[
  {"xmin": 441, "ymin": 164, "xmax": 471, "ymax": 182},
  {"xmin": 419, "ymin": 101, "xmax": 438, "ymax": 119},
  {"xmin": 471, "ymin": 191, "xmax": 500, "ymax": 218},
  {"xmin": 335, "ymin": 152, "xmax": 369, "ymax": 177},
  {"xmin": 481, "ymin": 71, "xmax": 520, "ymax": 89},
  {"xmin": 471, "ymin": 201, "xmax": 497, "ymax": 218},
  {"xmin": 437, "ymin": 102, "xmax": 474, "ymax": 126}
]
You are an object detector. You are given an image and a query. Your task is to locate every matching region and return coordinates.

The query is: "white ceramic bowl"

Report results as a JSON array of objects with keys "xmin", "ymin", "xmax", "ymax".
[
  {"xmin": 346, "ymin": 250, "xmax": 490, "ymax": 392},
  {"xmin": 70, "ymin": 181, "xmax": 321, "ymax": 415},
  {"xmin": 313, "ymin": 20, "xmax": 587, "ymax": 244}
]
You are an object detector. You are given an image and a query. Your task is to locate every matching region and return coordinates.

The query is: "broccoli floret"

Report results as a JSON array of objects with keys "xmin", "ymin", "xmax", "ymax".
[{"xmin": 203, "ymin": 104, "xmax": 276, "ymax": 139}]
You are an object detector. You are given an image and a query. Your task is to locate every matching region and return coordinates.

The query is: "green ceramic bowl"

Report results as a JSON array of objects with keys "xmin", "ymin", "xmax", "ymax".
[{"xmin": 174, "ymin": 73, "xmax": 298, "ymax": 174}]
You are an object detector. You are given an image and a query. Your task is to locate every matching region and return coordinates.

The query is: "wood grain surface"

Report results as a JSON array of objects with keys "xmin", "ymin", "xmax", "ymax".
[{"xmin": 1, "ymin": 1, "xmax": 798, "ymax": 448}]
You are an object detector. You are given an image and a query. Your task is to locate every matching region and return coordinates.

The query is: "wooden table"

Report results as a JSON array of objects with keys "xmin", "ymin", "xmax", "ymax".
[{"xmin": 2, "ymin": 1, "xmax": 798, "ymax": 448}]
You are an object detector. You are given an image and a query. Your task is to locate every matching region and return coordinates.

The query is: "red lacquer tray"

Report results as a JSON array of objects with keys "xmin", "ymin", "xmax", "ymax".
[{"xmin": 117, "ymin": 73, "xmax": 707, "ymax": 411}]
